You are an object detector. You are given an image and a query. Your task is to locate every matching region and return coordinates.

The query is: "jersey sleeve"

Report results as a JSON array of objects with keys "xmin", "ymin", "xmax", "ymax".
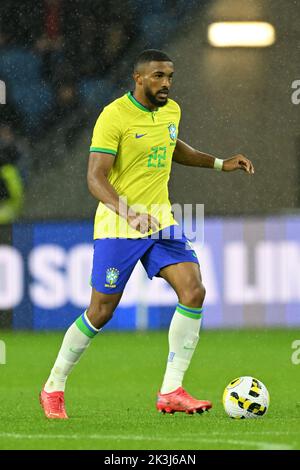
[{"xmin": 90, "ymin": 105, "xmax": 122, "ymax": 156}]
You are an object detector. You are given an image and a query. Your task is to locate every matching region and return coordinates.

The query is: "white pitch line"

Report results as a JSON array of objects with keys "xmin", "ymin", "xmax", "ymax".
[{"xmin": 0, "ymin": 433, "xmax": 294, "ymax": 450}]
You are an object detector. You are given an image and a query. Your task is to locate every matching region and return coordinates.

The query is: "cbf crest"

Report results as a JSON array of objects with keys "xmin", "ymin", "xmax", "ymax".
[
  {"xmin": 105, "ymin": 267, "xmax": 119, "ymax": 288},
  {"xmin": 168, "ymin": 123, "xmax": 177, "ymax": 141}
]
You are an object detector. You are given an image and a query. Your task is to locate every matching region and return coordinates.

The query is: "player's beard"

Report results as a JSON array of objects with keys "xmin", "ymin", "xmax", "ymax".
[{"xmin": 145, "ymin": 86, "xmax": 168, "ymax": 107}]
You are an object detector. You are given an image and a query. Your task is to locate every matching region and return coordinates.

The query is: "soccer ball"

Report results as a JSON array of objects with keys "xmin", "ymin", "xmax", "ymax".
[{"xmin": 223, "ymin": 376, "xmax": 270, "ymax": 419}]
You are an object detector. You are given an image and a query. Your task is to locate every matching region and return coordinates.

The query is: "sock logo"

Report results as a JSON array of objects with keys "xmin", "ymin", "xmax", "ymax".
[
  {"xmin": 105, "ymin": 267, "xmax": 119, "ymax": 288},
  {"xmin": 168, "ymin": 352, "xmax": 175, "ymax": 362},
  {"xmin": 69, "ymin": 347, "xmax": 83, "ymax": 354}
]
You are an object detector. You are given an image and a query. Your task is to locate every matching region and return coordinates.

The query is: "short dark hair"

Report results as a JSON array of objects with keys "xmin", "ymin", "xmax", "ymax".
[{"xmin": 134, "ymin": 49, "xmax": 173, "ymax": 71}]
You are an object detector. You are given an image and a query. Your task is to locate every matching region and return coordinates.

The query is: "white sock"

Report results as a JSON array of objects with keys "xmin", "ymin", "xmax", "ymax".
[
  {"xmin": 160, "ymin": 303, "xmax": 203, "ymax": 394},
  {"xmin": 44, "ymin": 311, "xmax": 99, "ymax": 393}
]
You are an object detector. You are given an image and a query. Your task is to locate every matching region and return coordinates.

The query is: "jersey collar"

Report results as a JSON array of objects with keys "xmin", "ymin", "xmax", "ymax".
[{"xmin": 127, "ymin": 91, "xmax": 158, "ymax": 113}]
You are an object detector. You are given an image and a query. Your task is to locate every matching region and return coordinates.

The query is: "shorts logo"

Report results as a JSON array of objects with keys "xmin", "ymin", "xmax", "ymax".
[
  {"xmin": 168, "ymin": 123, "xmax": 177, "ymax": 141},
  {"xmin": 105, "ymin": 267, "xmax": 119, "ymax": 288}
]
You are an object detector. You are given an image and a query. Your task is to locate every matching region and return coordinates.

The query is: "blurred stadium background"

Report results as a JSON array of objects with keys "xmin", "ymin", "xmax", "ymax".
[{"xmin": 0, "ymin": 0, "xmax": 299, "ymax": 333}]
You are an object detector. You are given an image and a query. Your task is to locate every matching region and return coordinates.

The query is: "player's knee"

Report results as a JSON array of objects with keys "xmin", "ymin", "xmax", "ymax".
[
  {"xmin": 87, "ymin": 304, "xmax": 114, "ymax": 329},
  {"xmin": 180, "ymin": 283, "xmax": 206, "ymax": 308}
]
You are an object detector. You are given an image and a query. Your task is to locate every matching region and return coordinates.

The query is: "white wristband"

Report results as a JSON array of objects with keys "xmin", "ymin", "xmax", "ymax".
[{"xmin": 214, "ymin": 158, "xmax": 223, "ymax": 171}]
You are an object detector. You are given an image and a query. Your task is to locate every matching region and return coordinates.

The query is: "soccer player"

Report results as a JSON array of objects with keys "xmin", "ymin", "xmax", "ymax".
[{"xmin": 40, "ymin": 49, "xmax": 254, "ymax": 419}]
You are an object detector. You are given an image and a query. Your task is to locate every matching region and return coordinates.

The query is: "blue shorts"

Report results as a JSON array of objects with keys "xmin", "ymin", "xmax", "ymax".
[{"xmin": 91, "ymin": 225, "xmax": 199, "ymax": 294}]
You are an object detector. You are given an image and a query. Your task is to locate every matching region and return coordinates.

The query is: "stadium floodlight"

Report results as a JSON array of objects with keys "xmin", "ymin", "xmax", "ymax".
[{"xmin": 208, "ymin": 22, "xmax": 276, "ymax": 47}]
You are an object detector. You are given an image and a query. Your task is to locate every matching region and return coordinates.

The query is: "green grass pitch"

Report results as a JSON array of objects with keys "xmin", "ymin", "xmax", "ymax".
[{"xmin": 0, "ymin": 328, "xmax": 299, "ymax": 450}]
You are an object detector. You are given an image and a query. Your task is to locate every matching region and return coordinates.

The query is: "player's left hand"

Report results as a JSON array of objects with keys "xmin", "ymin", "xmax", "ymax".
[{"xmin": 222, "ymin": 154, "xmax": 254, "ymax": 174}]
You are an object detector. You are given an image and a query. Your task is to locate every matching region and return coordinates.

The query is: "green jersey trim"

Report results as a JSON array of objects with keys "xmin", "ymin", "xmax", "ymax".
[
  {"xmin": 126, "ymin": 91, "xmax": 152, "ymax": 113},
  {"xmin": 90, "ymin": 147, "xmax": 117, "ymax": 156}
]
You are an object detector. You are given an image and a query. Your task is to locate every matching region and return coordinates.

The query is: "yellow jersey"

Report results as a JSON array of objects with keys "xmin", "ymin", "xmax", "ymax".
[{"xmin": 90, "ymin": 91, "xmax": 181, "ymax": 239}]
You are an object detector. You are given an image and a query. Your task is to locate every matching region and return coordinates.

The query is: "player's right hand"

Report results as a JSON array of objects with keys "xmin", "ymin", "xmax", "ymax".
[{"xmin": 127, "ymin": 213, "xmax": 161, "ymax": 234}]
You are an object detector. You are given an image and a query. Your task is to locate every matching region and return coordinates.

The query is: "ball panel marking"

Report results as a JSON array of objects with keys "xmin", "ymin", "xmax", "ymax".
[{"xmin": 223, "ymin": 376, "xmax": 269, "ymax": 419}]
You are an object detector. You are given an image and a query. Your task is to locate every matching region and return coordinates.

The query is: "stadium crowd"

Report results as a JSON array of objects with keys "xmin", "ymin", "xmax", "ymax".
[
  {"xmin": 0, "ymin": 0, "xmax": 137, "ymax": 139},
  {"xmin": 0, "ymin": 0, "xmax": 201, "ymax": 222}
]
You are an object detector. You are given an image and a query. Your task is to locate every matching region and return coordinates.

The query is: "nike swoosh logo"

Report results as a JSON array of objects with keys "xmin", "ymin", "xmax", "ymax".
[
  {"xmin": 184, "ymin": 346, "xmax": 195, "ymax": 350},
  {"xmin": 69, "ymin": 347, "xmax": 81, "ymax": 354},
  {"xmin": 135, "ymin": 133, "xmax": 147, "ymax": 139}
]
